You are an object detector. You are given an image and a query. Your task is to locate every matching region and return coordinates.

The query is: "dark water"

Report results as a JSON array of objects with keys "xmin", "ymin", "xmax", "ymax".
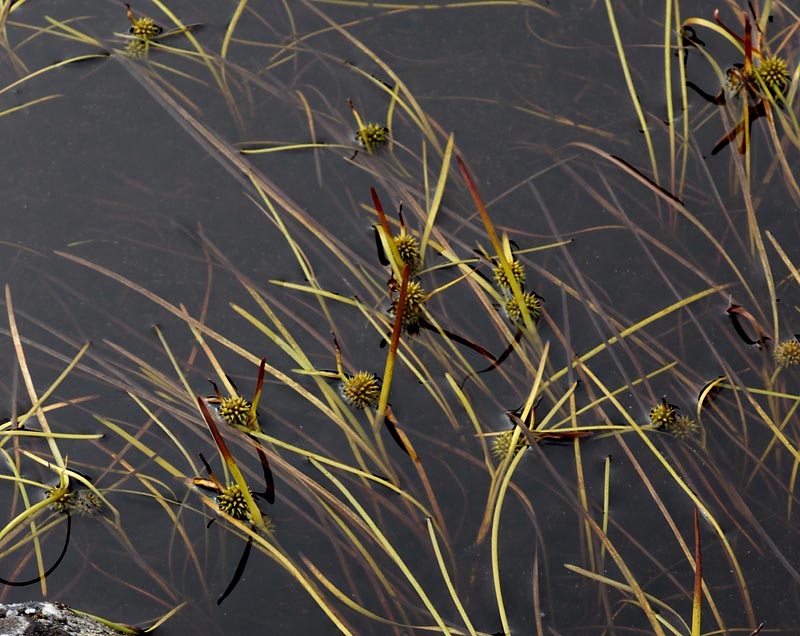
[{"xmin": 1, "ymin": 1, "xmax": 798, "ymax": 635}]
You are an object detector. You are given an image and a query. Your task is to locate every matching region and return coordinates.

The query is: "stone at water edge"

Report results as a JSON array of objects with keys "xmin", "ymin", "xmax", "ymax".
[{"xmin": 0, "ymin": 601, "xmax": 130, "ymax": 636}]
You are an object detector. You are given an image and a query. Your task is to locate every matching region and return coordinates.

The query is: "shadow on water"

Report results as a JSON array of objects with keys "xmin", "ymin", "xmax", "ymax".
[{"xmin": 1, "ymin": 1, "xmax": 799, "ymax": 635}]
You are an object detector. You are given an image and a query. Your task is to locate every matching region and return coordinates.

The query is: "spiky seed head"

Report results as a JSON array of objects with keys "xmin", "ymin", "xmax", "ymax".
[
  {"xmin": 130, "ymin": 16, "xmax": 162, "ymax": 39},
  {"xmin": 665, "ymin": 414, "xmax": 699, "ymax": 439},
  {"xmin": 342, "ymin": 371, "xmax": 381, "ymax": 409},
  {"xmin": 494, "ymin": 260, "xmax": 526, "ymax": 290},
  {"xmin": 124, "ymin": 39, "xmax": 149, "ymax": 59},
  {"xmin": 355, "ymin": 123, "xmax": 389, "ymax": 151},
  {"xmin": 391, "ymin": 280, "xmax": 426, "ymax": 331},
  {"xmin": 395, "ymin": 234, "xmax": 420, "ymax": 272},
  {"xmin": 74, "ymin": 490, "xmax": 103, "ymax": 516},
  {"xmin": 217, "ymin": 484, "xmax": 250, "ymax": 520},
  {"xmin": 774, "ymin": 338, "xmax": 800, "ymax": 368},
  {"xmin": 758, "ymin": 56, "xmax": 790, "ymax": 95},
  {"xmin": 650, "ymin": 402, "xmax": 677, "ymax": 429},
  {"xmin": 491, "ymin": 430, "xmax": 529, "ymax": 459},
  {"xmin": 504, "ymin": 292, "xmax": 541, "ymax": 324},
  {"xmin": 45, "ymin": 486, "xmax": 75, "ymax": 514},
  {"xmin": 218, "ymin": 396, "xmax": 252, "ymax": 427}
]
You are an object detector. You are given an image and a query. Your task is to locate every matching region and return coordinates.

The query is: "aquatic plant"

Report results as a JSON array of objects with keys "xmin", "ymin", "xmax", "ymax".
[
  {"xmin": 774, "ymin": 338, "xmax": 800, "ymax": 368},
  {"xmin": 341, "ymin": 371, "xmax": 381, "ymax": 410},
  {"xmin": 1, "ymin": 2, "xmax": 799, "ymax": 636}
]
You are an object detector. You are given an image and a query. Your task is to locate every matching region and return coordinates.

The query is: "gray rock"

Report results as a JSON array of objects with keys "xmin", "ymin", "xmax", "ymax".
[{"xmin": 0, "ymin": 602, "xmax": 133, "ymax": 636}]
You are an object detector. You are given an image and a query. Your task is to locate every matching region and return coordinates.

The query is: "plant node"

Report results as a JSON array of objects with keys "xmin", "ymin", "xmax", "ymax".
[
  {"xmin": 774, "ymin": 338, "xmax": 800, "ymax": 368},
  {"xmin": 342, "ymin": 371, "xmax": 381, "ymax": 409}
]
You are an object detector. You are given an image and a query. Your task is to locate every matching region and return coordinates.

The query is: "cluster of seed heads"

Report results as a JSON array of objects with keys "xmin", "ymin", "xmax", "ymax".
[
  {"xmin": 355, "ymin": 123, "xmax": 389, "ymax": 152},
  {"xmin": 341, "ymin": 371, "xmax": 381, "ymax": 409},
  {"xmin": 491, "ymin": 430, "xmax": 529, "ymax": 459},
  {"xmin": 774, "ymin": 338, "xmax": 800, "ymax": 368},
  {"xmin": 124, "ymin": 5, "xmax": 162, "ymax": 59},
  {"xmin": 493, "ymin": 257, "xmax": 542, "ymax": 325},
  {"xmin": 218, "ymin": 395, "xmax": 253, "ymax": 428},
  {"xmin": 648, "ymin": 401, "xmax": 698, "ymax": 438},
  {"xmin": 45, "ymin": 486, "xmax": 103, "ymax": 516}
]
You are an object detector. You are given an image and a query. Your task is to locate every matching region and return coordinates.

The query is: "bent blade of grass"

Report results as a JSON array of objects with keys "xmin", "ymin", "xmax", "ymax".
[
  {"xmin": 420, "ymin": 132, "xmax": 454, "ymax": 262},
  {"xmin": 564, "ymin": 564, "xmax": 688, "ymax": 636},
  {"xmin": 266, "ymin": 281, "xmax": 360, "ymax": 306},
  {"xmin": 692, "ymin": 506, "xmax": 702, "ymax": 636},
  {"xmin": 566, "ymin": 142, "xmax": 760, "ymax": 307},
  {"xmin": 18, "ymin": 341, "xmax": 90, "ymax": 428},
  {"xmin": 613, "ymin": 434, "xmax": 725, "ymax": 630},
  {"xmin": 0, "ymin": 94, "xmax": 62, "ymax": 118},
  {"xmin": 444, "ymin": 373, "xmax": 493, "ymax": 470},
  {"xmin": 303, "ymin": 555, "xmax": 415, "ymax": 628},
  {"xmin": 250, "ymin": 429, "xmax": 431, "ymax": 516},
  {"xmin": 6, "ymin": 285, "xmax": 64, "ymax": 468},
  {"xmin": 57, "ymin": 252, "xmax": 374, "ymax": 460},
  {"xmin": 126, "ymin": 392, "xmax": 199, "ymax": 477},
  {"xmin": 92, "ymin": 414, "xmax": 187, "ymax": 480},
  {"xmin": 221, "ymin": 0, "xmax": 247, "ymax": 64},
  {"xmin": 604, "ymin": 0, "xmax": 659, "ymax": 184},
  {"xmin": 240, "ymin": 142, "xmax": 352, "ymax": 154},
  {"xmin": 310, "ymin": 457, "xmax": 453, "ymax": 636},
  {"xmin": 575, "ymin": 361, "xmax": 755, "ymax": 626},
  {"xmin": 304, "ymin": 1, "xmax": 440, "ymax": 150},
  {"xmin": 426, "ymin": 517, "xmax": 478, "ymax": 636},
  {"xmin": 148, "ymin": 0, "xmax": 243, "ymax": 127},
  {"xmin": 542, "ymin": 284, "xmax": 728, "ymax": 392},
  {"xmin": 43, "ymin": 16, "xmax": 106, "ymax": 48},
  {"xmin": 153, "ymin": 325, "xmax": 199, "ymax": 408},
  {"xmin": 302, "ymin": 495, "xmax": 415, "ymax": 623},
  {"xmin": 766, "ymin": 230, "xmax": 800, "ymax": 288},
  {"xmin": 227, "ymin": 513, "xmax": 356, "ymax": 635},
  {"xmin": 0, "ymin": 446, "xmax": 50, "ymax": 596}
]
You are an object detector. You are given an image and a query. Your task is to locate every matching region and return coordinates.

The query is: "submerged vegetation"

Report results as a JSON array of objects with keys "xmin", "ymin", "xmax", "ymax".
[{"xmin": 1, "ymin": 1, "xmax": 799, "ymax": 635}]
